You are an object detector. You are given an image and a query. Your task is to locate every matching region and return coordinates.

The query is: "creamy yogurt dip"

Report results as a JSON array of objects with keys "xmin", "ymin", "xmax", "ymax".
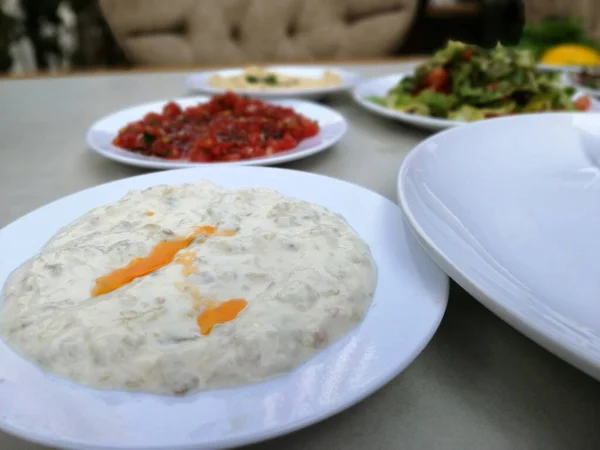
[
  {"xmin": 0, "ymin": 181, "xmax": 376, "ymax": 395},
  {"xmin": 208, "ymin": 66, "xmax": 342, "ymax": 90}
]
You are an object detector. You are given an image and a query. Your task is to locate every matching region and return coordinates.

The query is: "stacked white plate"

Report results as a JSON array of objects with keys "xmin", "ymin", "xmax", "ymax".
[{"xmin": 398, "ymin": 113, "xmax": 600, "ymax": 381}]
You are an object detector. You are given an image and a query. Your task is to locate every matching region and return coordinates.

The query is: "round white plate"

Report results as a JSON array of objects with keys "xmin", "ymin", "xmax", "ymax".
[
  {"xmin": 398, "ymin": 113, "xmax": 600, "ymax": 381},
  {"xmin": 86, "ymin": 96, "xmax": 347, "ymax": 170},
  {"xmin": 561, "ymin": 72, "xmax": 600, "ymax": 98},
  {"xmin": 0, "ymin": 166, "xmax": 448, "ymax": 450},
  {"xmin": 185, "ymin": 66, "xmax": 362, "ymax": 99},
  {"xmin": 353, "ymin": 73, "xmax": 600, "ymax": 131}
]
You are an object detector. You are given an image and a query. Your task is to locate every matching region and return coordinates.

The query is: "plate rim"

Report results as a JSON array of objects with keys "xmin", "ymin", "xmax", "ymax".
[
  {"xmin": 86, "ymin": 96, "xmax": 348, "ymax": 169},
  {"xmin": 185, "ymin": 65, "xmax": 363, "ymax": 97},
  {"xmin": 0, "ymin": 166, "xmax": 449, "ymax": 450},
  {"xmin": 397, "ymin": 113, "xmax": 600, "ymax": 381}
]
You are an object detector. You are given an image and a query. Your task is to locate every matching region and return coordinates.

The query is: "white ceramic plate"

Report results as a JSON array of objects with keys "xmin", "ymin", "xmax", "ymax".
[
  {"xmin": 0, "ymin": 166, "xmax": 448, "ymax": 450},
  {"xmin": 185, "ymin": 66, "xmax": 362, "ymax": 99},
  {"xmin": 353, "ymin": 73, "xmax": 600, "ymax": 131},
  {"xmin": 398, "ymin": 113, "xmax": 600, "ymax": 381},
  {"xmin": 561, "ymin": 72, "xmax": 600, "ymax": 98},
  {"xmin": 87, "ymin": 96, "xmax": 347, "ymax": 170}
]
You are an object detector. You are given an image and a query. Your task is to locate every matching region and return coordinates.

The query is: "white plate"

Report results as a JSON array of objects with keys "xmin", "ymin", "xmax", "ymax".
[
  {"xmin": 398, "ymin": 113, "xmax": 600, "ymax": 380},
  {"xmin": 0, "ymin": 166, "xmax": 448, "ymax": 450},
  {"xmin": 353, "ymin": 73, "xmax": 600, "ymax": 131},
  {"xmin": 87, "ymin": 96, "xmax": 347, "ymax": 170},
  {"xmin": 185, "ymin": 66, "xmax": 363, "ymax": 99},
  {"xmin": 561, "ymin": 72, "xmax": 600, "ymax": 98}
]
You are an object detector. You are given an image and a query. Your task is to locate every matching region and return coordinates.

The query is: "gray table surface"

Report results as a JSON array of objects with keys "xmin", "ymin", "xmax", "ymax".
[{"xmin": 0, "ymin": 63, "xmax": 598, "ymax": 450}]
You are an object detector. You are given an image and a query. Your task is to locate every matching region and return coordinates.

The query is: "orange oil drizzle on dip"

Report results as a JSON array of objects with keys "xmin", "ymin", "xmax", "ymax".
[
  {"xmin": 175, "ymin": 283, "xmax": 246, "ymax": 335},
  {"xmin": 174, "ymin": 251, "xmax": 200, "ymax": 276},
  {"xmin": 175, "ymin": 282, "xmax": 210, "ymax": 311},
  {"xmin": 197, "ymin": 299, "xmax": 248, "ymax": 335},
  {"xmin": 92, "ymin": 225, "xmax": 222, "ymax": 297},
  {"xmin": 91, "ymin": 225, "xmax": 244, "ymax": 334}
]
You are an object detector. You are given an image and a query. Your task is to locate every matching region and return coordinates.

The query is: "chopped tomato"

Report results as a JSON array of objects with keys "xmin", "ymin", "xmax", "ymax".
[
  {"xmin": 574, "ymin": 96, "xmax": 592, "ymax": 111},
  {"xmin": 112, "ymin": 92, "xmax": 319, "ymax": 162},
  {"xmin": 188, "ymin": 148, "xmax": 213, "ymax": 162},
  {"xmin": 165, "ymin": 147, "xmax": 182, "ymax": 159},
  {"xmin": 144, "ymin": 112, "xmax": 162, "ymax": 125},
  {"xmin": 425, "ymin": 67, "xmax": 449, "ymax": 93},
  {"xmin": 162, "ymin": 102, "xmax": 182, "ymax": 119},
  {"xmin": 462, "ymin": 49, "xmax": 474, "ymax": 61}
]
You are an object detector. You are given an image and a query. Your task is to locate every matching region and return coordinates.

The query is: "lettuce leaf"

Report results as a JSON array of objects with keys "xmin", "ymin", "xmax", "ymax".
[{"xmin": 449, "ymin": 103, "xmax": 516, "ymax": 122}]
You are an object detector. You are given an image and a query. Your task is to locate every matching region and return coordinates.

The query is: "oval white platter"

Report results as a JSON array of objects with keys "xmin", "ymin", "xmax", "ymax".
[
  {"xmin": 398, "ymin": 113, "xmax": 600, "ymax": 381},
  {"xmin": 87, "ymin": 96, "xmax": 347, "ymax": 170},
  {"xmin": 185, "ymin": 66, "xmax": 363, "ymax": 99},
  {"xmin": 0, "ymin": 166, "xmax": 448, "ymax": 450},
  {"xmin": 353, "ymin": 73, "xmax": 600, "ymax": 131}
]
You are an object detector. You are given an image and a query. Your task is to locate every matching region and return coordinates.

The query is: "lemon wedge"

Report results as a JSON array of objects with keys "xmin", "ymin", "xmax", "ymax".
[{"xmin": 540, "ymin": 44, "xmax": 600, "ymax": 67}]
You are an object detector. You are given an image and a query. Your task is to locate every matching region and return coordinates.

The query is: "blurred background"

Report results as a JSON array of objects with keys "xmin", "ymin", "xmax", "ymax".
[{"xmin": 1, "ymin": 0, "xmax": 599, "ymax": 74}]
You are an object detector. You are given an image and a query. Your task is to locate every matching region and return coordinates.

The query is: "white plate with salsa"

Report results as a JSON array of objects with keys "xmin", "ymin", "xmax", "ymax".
[
  {"xmin": 186, "ymin": 65, "xmax": 362, "ymax": 99},
  {"xmin": 0, "ymin": 166, "xmax": 448, "ymax": 449},
  {"xmin": 86, "ymin": 94, "xmax": 347, "ymax": 170}
]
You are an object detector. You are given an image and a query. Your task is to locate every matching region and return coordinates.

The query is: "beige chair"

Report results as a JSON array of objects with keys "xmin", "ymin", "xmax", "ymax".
[
  {"xmin": 99, "ymin": 0, "xmax": 418, "ymax": 66},
  {"xmin": 523, "ymin": 0, "xmax": 600, "ymax": 43}
]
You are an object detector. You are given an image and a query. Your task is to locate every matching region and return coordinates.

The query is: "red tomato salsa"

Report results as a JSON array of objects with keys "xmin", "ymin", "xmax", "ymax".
[{"xmin": 112, "ymin": 92, "xmax": 320, "ymax": 162}]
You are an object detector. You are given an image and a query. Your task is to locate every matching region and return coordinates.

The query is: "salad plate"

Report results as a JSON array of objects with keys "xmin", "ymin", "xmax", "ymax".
[
  {"xmin": 0, "ymin": 166, "xmax": 448, "ymax": 450},
  {"xmin": 354, "ymin": 42, "xmax": 598, "ymax": 131},
  {"xmin": 399, "ymin": 113, "xmax": 600, "ymax": 381}
]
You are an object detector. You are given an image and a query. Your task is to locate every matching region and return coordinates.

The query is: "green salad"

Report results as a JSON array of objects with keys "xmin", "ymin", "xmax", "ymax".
[{"xmin": 369, "ymin": 41, "xmax": 589, "ymax": 122}]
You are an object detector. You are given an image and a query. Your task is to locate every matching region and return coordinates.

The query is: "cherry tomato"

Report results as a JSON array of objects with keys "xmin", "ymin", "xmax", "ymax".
[
  {"xmin": 425, "ymin": 67, "xmax": 450, "ymax": 92},
  {"xmin": 574, "ymin": 96, "xmax": 591, "ymax": 111},
  {"xmin": 463, "ymin": 49, "xmax": 474, "ymax": 61}
]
